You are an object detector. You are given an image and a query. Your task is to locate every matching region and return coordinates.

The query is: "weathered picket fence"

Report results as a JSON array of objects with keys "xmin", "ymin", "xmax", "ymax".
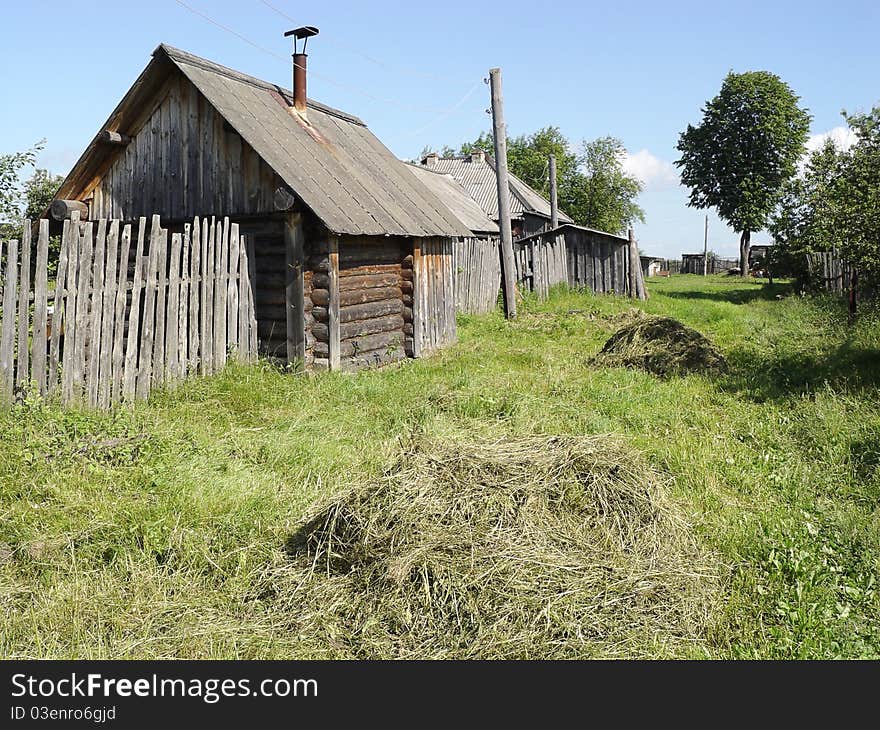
[
  {"xmin": 0, "ymin": 213, "xmax": 256, "ymax": 408},
  {"xmin": 807, "ymin": 250, "xmax": 855, "ymax": 296}
]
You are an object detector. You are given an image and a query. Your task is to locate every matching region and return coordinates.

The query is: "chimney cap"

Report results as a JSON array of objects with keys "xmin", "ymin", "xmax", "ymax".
[
  {"xmin": 284, "ymin": 26, "xmax": 319, "ymax": 39},
  {"xmin": 469, "ymin": 149, "xmax": 486, "ymax": 162}
]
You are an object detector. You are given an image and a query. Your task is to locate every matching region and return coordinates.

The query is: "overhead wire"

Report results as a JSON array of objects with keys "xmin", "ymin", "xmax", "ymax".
[
  {"xmin": 257, "ymin": 0, "xmax": 473, "ymax": 84},
  {"xmin": 172, "ymin": 0, "xmax": 487, "ymax": 118}
]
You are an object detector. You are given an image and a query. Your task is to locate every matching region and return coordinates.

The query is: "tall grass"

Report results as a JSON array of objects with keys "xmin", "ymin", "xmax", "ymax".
[{"xmin": 1, "ymin": 274, "xmax": 878, "ymax": 658}]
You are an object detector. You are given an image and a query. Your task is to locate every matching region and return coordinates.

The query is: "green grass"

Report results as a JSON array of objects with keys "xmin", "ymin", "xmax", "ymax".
[{"xmin": 1, "ymin": 274, "xmax": 879, "ymax": 658}]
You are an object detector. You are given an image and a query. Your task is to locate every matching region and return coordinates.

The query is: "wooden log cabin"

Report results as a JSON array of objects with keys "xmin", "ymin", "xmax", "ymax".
[{"xmin": 48, "ymin": 42, "xmax": 471, "ymax": 371}]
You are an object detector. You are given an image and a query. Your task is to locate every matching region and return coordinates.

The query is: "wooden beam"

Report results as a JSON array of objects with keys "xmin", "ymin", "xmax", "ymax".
[
  {"xmin": 284, "ymin": 212, "xmax": 305, "ymax": 368},
  {"xmin": 99, "ymin": 130, "xmax": 132, "ymax": 145},
  {"xmin": 50, "ymin": 199, "xmax": 89, "ymax": 221}
]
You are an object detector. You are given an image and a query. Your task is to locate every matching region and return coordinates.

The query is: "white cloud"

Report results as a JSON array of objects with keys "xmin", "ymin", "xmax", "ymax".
[
  {"xmin": 622, "ymin": 149, "xmax": 679, "ymax": 192},
  {"xmin": 806, "ymin": 125, "xmax": 857, "ymax": 153}
]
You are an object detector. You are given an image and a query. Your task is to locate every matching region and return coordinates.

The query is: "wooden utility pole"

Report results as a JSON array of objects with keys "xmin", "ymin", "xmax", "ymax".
[
  {"xmin": 549, "ymin": 154, "xmax": 559, "ymax": 230},
  {"xmin": 489, "ymin": 67, "xmax": 517, "ymax": 319},
  {"xmin": 702, "ymin": 214, "xmax": 709, "ymax": 276}
]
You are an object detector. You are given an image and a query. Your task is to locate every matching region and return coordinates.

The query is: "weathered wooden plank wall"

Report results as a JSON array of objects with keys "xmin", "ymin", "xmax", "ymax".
[
  {"xmin": 513, "ymin": 227, "xmax": 632, "ymax": 298},
  {"xmin": 452, "ymin": 236, "xmax": 501, "ymax": 314},
  {"xmin": 414, "ymin": 237, "xmax": 456, "ymax": 356},
  {"xmin": 86, "ymin": 74, "xmax": 283, "ymax": 222},
  {"xmin": 0, "ymin": 215, "xmax": 257, "ymax": 408}
]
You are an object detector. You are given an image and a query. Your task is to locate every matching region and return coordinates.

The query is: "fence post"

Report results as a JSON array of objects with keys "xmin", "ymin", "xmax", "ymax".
[
  {"xmin": 32, "ymin": 220, "xmax": 50, "ymax": 395},
  {"xmin": 16, "ymin": 225, "xmax": 31, "ymax": 389},
  {"xmin": 0, "ymin": 239, "xmax": 19, "ymax": 401}
]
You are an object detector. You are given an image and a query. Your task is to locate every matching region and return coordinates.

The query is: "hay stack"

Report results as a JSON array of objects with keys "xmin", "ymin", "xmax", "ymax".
[
  {"xmin": 593, "ymin": 316, "xmax": 727, "ymax": 377},
  {"xmin": 283, "ymin": 436, "xmax": 717, "ymax": 659}
]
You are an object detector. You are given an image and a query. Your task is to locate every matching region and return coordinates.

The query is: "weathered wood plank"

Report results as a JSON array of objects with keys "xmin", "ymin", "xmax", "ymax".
[
  {"xmin": 0, "ymin": 239, "xmax": 19, "ymax": 400},
  {"xmin": 32, "ymin": 220, "xmax": 50, "ymax": 395},
  {"xmin": 97, "ymin": 220, "xmax": 120, "ymax": 408},
  {"xmin": 50, "ymin": 216, "xmax": 76, "ymax": 393},
  {"xmin": 60, "ymin": 222, "xmax": 81, "ymax": 403},
  {"xmin": 70, "ymin": 223, "xmax": 95, "ymax": 403},
  {"xmin": 202, "ymin": 218, "xmax": 215, "ymax": 375},
  {"xmin": 178, "ymin": 224, "xmax": 190, "ymax": 380},
  {"xmin": 213, "ymin": 217, "xmax": 228, "ymax": 371},
  {"xmin": 227, "ymin": 223, "xmax": 240, "ymax": 357},
  {"xmin": 246, "ymin": 233, "xmax": 257, "ymax": 360},
  {"xmin": 16, "ymin": 225, "xmax": 31, "ymax": 389},
  {"xmin": 152, "ymin": 229, "xmax": 169, "ymax": 386},
  {"xmin": 237, "ymin": 232, "xmax": 249, "ymax": 360},
  {"xmin": 110, "ymin": 223, "xmax": 132, "ymax": 406},
  {"xmin": 165, "ymin": 232, "xmax": 182, "ymax": 383},
  {"xmin": 189, "ymin": 218, "xmax": 201, "ymax": 374},
  {"xmin": 136, "ymin": 217, "xmax": 162, "ymax": 400},
  {"xmin": 284, "ymin": 213, "xmax": 305, "ymax": 366},
  {"xmin": 122, "ymin": 218, "xmax": 147, "ymax": 402},
  {"xmin": 86, "ymin": 220, "xmax": 107, "ymax": 407},
  {"xmin": 327, "ymin": 237, "xmax": 340, "ymax": 370}
]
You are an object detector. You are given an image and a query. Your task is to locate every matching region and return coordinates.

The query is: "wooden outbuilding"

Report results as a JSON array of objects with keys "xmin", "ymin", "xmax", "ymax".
[
  {"xmin": 514, "ymin": 224, "xmax": 635, "ymax": 297},
  {"xmin": 405, "ymin": 163, "xmax": 501, "ymax": 314},
  {"xmin": 49, "ymin": 43, "xmax": 470, "ymax": 371}
]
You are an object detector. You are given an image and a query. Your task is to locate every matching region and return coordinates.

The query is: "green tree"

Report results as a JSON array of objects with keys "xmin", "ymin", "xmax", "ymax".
[
  {"xmin": 768, "ymin": 140, "xmax": 843, "ymax": 284},
  {"xmin": 0, "ymin": 140, "xmax": 45, "ymax": 238},
  {"xmin": 676, "ymin": 72, "xmax": 811, "ymax": 276},
  {"xmin": 830, "ymin": 107, "xmax": 880, "ymax": 286},
  {"xmin": 573, "ymin": 136, "xmax": 644, "ymax": 235},
  {"xmin": 24, "ymin": 169, "xmax": 64, "ymax": 221}
]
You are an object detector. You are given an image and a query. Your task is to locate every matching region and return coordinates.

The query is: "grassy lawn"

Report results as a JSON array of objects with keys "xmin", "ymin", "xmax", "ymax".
[{"xmin": 1, "ymin": 274, "xmax": 878, "ymax": 658}]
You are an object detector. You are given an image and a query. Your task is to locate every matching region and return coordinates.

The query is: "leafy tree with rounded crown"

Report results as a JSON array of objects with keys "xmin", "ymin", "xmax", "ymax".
[{"xmin": 676, "ymin": 72, "xmax": 811, "ymax": 276}]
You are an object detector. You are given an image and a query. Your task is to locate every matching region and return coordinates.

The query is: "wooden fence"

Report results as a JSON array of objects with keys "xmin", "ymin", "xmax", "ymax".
[
  {"xmin": 806, "ymin": 251, "xmax": 855, "ymax": 296},
  {"xmin": 452, "ymin": 236, "xmax": 501, "ymax": 314},
  {"xmin": 514, "ymin": 229, "xmax": 570, "ymax": 298},
  {"xmin": 0, "ymin": 213, "xmax": 256, "ymax": 408}
]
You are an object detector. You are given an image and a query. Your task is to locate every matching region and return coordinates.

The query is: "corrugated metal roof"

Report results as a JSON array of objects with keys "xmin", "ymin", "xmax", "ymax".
[
  {"xmin": 425, "ymin": 155, "xmax": 572, "ymax": 224},
  {"xmin": 404, "ymin": 164, "xmax": 498, "ymax": 234},
  {"xmin": 160, "ymin": 45, "xmax": 470, "ymax": 238}
]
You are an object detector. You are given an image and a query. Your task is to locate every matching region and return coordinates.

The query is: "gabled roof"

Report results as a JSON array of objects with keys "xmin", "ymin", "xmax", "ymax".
[
  {"xmin": 404, "ymin": 163, "xmax": 498, "ymax": 234},
  {"xmin": 53, "ymin": 44, "xmax": 470, "ymax": 238},
  {"xmin": 423, "ymin": 155, "xmax": 573, "ymax": 224}
]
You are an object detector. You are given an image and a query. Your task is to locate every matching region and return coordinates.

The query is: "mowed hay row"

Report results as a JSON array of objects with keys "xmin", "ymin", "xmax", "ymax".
[{"xmin": 279, "ymin": 435, "xmax": 720, "ymax": 659}]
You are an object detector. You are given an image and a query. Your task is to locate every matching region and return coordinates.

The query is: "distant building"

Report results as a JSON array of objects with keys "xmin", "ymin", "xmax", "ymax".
[
  {"xmin": 420, "ymin": 151, "xmax": 573, "ymax": 239},
  {"xmin": 639, "ymin": 255, "xmax": 664, "ymax": 277}
]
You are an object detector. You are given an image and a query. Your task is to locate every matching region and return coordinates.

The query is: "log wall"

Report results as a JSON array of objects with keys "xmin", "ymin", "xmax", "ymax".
[{"xmin": 308, "ymin": 236, "xmax": 409, "ymax": 371}]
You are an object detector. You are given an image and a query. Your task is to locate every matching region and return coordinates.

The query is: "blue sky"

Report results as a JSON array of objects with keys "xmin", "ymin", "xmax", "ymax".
[{"xmin": 1, "ymin": 0, "xmax": 877, "ymax": 258}]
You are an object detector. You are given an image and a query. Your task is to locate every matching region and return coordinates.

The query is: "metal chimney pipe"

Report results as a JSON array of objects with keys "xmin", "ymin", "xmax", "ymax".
[
  {"xmin": 284, "ymin": 26, "xmax": 318, "ymax": 113},
  {"xmin": 293, "ymin": 53, "xmax": 307, "ymax": 112}
]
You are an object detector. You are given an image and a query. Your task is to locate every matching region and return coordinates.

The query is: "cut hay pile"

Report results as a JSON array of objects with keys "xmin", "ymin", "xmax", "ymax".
[
  {"xmin": 593, "ymin": 316, "xmax": 727, "ymax": 377},
  {"xmin": 283, "ymin": 436, "xmax": 718, "ymax": 659}
]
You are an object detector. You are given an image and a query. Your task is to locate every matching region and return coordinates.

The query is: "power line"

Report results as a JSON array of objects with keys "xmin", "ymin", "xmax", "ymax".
[
  {"xmin": 257, "ymin": 0, "xmax": 471, "ymax": 83},
  {"xmin": 172, "ymin": 0, "xmax": 485, "ymax": 116}
]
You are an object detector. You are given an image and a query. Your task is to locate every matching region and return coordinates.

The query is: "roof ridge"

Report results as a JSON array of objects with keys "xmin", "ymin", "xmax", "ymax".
[{"xmin": 156, "ymin": 43, "xmax": 366, "ymax": 127}]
